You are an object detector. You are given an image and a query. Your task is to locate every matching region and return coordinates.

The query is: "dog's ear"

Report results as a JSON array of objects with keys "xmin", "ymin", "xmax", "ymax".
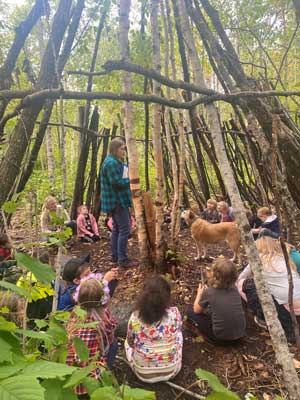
[{"xmin": 189, "ymin": 210, "xmax": 194, "ymax": 219}]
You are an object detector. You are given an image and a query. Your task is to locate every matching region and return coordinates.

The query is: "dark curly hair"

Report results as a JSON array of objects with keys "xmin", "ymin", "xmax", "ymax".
[{"xmin": 135, "ymin": 276, "xmax": 171, "ymax": 325}]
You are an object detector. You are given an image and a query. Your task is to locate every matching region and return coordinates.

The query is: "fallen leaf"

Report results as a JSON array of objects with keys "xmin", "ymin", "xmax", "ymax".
[
  {"xmin": 293, "ymin": 358, "xmax": 300, "ymax": 369},
  {"xmin": 254, "ymin": 362, "xmax": 264, "ymax": 370},
  {"xmin": 262, "ymin": 393, "xmax": 271, "ymax": 400},
  {"xmin": 260, "ymin": 371, "xmax": 269, "ymax": 379},
  {"xmin": 265, "ymin": 339, "xmax": 273, "ymax": 346},
  {"xmin": 192, "ymin": 336, "xmax": 205, "ymax": 343}
]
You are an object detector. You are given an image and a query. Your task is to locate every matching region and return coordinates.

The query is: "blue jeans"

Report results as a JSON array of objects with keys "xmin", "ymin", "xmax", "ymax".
[
  {"xmin": 111, "ymin": 204, "xmax": 130, "ymax": 264},
  {"xmin": 106, "ymin": 338, "xmax": 118, "ymax": 369}
]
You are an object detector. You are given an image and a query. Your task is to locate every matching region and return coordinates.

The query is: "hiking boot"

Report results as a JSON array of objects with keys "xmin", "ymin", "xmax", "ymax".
[{"xmin": 118, "ymin": 259, "xmax": 138, "ymax": 268}]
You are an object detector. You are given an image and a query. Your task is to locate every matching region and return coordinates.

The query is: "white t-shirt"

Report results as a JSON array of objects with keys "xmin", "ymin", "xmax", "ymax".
[{"xmin": 262, "ymin": 256, "xmax": 300, "ymax": 304}]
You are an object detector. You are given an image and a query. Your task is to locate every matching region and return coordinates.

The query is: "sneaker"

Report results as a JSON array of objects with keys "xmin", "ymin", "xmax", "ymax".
[{"xmin": 254, "ymin": 316, "xmax": 268, "ymax": 330}]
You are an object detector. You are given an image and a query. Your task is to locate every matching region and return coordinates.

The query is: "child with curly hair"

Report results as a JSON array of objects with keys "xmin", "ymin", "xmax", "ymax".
[
  {"xmin": 187, "ymin": 258, "xmax": 246, "ymax": 343},
  {"xmin": 125, "ymin": 276, "xmax": 182, "ymax": 382}
]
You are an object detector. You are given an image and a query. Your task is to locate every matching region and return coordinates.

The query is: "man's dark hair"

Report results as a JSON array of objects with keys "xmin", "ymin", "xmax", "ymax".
[
  {"xmin": 135, "ymin": 276, "xmax": 171, "ymax": 325},
  {"xmin": 62, "ymin": 254, "xmax": 90, "ymax": 282}
]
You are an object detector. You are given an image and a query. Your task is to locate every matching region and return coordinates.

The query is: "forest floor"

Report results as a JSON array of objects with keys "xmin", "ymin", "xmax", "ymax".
[{"xmin": 9, "ymin": 215, "xmax": 300, "ymax": 400}]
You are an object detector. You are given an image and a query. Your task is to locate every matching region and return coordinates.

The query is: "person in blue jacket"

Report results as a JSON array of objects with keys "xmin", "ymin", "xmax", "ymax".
[{"xmin": 57, "ymin": 255, "xmax": 118, "ymax": 311}]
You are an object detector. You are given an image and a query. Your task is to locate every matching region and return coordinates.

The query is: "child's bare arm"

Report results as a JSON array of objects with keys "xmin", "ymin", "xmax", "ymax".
[{"xmin": 193, "ymin": 283, "xmax": 206, "ymax": 314}]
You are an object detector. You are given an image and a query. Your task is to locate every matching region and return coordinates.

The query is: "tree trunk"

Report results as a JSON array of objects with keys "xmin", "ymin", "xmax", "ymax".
[
  {"xmin": 46, "ymin": 127, "xmax": 55, "ymax": 192},
  {"xmin": 0, "ymin": 0, "xmax": 73, "ymax": 208},
  {"xmin": 70, "ymin": 5, "xmax": 108, "ymax": 218},
  {"xmin": 119, "ymin": 0, "xmax": 150, "ymax": 264},
  {"xmin": 0, "ymin": 0, "xmax": 48, "ymax": 119},
  {"xmin": 151, "ymin": 0, "xmax": 166, "ymax": 265},
  {"xmin": 178, "ymin": 0, "xmax": 300, "ymax": 396}
]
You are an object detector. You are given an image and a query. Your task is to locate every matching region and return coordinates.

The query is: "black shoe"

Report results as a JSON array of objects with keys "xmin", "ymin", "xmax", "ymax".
[{"xmin": 118, "ymin": 259, "xmax": 138, "ymax": 268}]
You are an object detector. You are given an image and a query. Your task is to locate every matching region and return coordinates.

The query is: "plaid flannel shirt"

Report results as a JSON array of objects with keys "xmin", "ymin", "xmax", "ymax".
[
  {"xmin": 66, "ymin": 308, "xmax": 118, "ymax": 395},
  {"xmin": 100, "ymin": 155, "xmax": 133, "ymax": 213}
]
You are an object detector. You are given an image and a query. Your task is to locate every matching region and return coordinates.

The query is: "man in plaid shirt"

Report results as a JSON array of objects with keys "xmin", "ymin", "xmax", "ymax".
[{"xmin": 100, "ymin": 138, "xmax": 133, "ymax": 267}]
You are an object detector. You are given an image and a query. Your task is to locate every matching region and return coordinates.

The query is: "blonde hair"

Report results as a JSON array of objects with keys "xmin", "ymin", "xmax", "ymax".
[
  {"xmin": 256, "ymin": 237, "xmax": 296, "ymax": 272},
  {"xmin": 42, "ymin": 196, "xmax": 57, "ymax": 212},
  {"xmin": 218, "ymin": 201, "xmax": 229, "ymax": 213},
  {"xmin": 208, "ymin": 258, "xmax": 237, "ymax": 289},
  {"xmin": 207, "ymin": 199, "xmax": 217, "ymax": 208},
  {"xmin": 257, "ymin": 207, "xmax": 272, "ymax": 218}
]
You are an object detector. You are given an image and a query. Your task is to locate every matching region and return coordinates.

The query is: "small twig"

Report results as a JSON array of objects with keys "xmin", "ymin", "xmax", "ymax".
[
  {"xmin": 115, "ymin": 355, "xmax": 205, "ymax": 399},
  {"xmin": 174, "ymin": 380, "xmax": 202, "ymax": 400},
  {"xmin": 165, "ymin": 382, "xmax": 205, "ymax": 400}
]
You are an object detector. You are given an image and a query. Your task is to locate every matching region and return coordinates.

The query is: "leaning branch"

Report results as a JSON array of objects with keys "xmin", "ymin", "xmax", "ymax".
[
  {"xmin": 2, "ymin": 87, "xmax": 300, "ymax": 130},
  {"xmin": 83, "ymin": 59, "xmax": 217, "ymax": 96}
]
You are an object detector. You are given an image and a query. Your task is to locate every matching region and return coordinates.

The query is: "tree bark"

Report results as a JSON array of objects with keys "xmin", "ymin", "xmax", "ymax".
[
  {"xmin": 0, "ymin": 0, "xmax": 73, "ymax": 208},
  {"xmin": 70, "ymin": 3, "xmax": 108, "ymax": 219},
  {"xmin": 119, "ymin": 0, "xmax": 150, "ymax": 264},
  {"xmin": 178, "ymin": 0, "xmax": 300, "ymax": 396},
  {"xmin": 151, "ymin": 0, "xmax": 166, "ymax": 265}
]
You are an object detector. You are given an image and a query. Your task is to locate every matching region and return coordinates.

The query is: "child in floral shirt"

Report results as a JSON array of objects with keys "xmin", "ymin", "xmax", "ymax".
[{"xmin": 125, "ymin": 276, "xmax": 182, "ymax": 382}]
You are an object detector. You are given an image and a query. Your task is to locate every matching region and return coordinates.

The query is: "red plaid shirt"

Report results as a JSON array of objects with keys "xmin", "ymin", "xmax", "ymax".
[{"xmin": 66, "ymin": 308, "xmax": 118, "ymax": 395}]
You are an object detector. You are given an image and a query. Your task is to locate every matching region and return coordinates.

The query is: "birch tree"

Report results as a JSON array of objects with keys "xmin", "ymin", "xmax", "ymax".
[
  {"xmin": 177, "ymin": 0, "xmax": 300, "ymax": 397},
  {"xmin": 119, "ymin": 0, "xmax": 150, "ymax": 264},
  {"xmin": 150, "ymin": 0, "xmax": 167, "ymax": 264}
]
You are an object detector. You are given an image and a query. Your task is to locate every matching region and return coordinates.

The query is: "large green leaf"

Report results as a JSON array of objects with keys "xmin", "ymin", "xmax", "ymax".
[
  {"xmin": 0, "ymin": 316, "xmax": 17, "ymax": 332},
  {"xmin": 121, "ymin": 385, "xmax": 156, "ymax": 400},
  {"xmin": 83, "ymin": 377, "xmax": 102, "ymax": 396},
  {"xmin": 21, "ymin": 360, "xmax": 76, "ymax": 379},
  {"xmin": 206, "ymin": 393, "xmax": 239, "ymax": 400},
  {"xmin": 63, "ymin": 365, "xmax": 94, "ymax": 389},
  {"xmin": 15, "ymin": 329, "xmax": 52, "ymax": 341},
  {"xmin": 0, "ymin": 376, "xmax": 44, "ymax": 400},
  {"xmin": 91, "ymin": 386, "xmax": 121, "ymax": 400},
  {"xmin": 0, "ymin": 281, "xmax": 30, "ymax": 298},
  {"xmin": 42, "ymin": 378, "xmax": 78, "ymax": 400},
  {"xmin": 15, "ymin": 253, "xmax": 55, "ymax": 284},
  {"xmin": 195, "ymin": 369, "xmax": 240, "ymax": 400},
  {"xmin": 0, "ymin": 335, "xmax": 13, "ymax": 363},
  {"xmin": 73, "ymin": 336, "xmax": 89, "ymax": 362}
]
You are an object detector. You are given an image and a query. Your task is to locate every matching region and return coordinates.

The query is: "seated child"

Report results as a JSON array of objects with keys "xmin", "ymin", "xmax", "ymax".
[
  {"xmin": 251, "ymin": 207, "xmax": 279, "ymax": 239},
  {"xmin": 217, "ymin": 201, "xmax": 234, "ymax": 222},
  {"xmin": 0, "ymin": 233, "xmax": 16, "ymax": 270},
  {"xmin": 41, "ymin": 196, "xmax": 77, "ymax": 241},
  {"xmin": 125, "ymin": 276, "xmax": 182, "ymax": 383},
  {"xmin": 66, "ymin": 278, "xmax": 118, "ymax": 396},
  {"xmin": 187, "ymin": 258, "xmax": 246, "ymax": 343},
  {"xmin": 57, "ymin": 255, "xmax": 118, "ymax": 311},
  {"xmin": 237, "ymin": 237, "xmax": 300, "ymax": 341},
  {"xmin": 202, "ymin": 199, "xmax": 221, "ymax": 224},
  {"xmin": 77, "ymin": 205, "xmax": 100, "ymax": 243}
]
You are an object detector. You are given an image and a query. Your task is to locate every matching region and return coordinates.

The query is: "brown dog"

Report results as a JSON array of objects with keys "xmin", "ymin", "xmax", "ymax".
[{"xmin": 181, "ymin": 209, "xmax": 241, "ymax": 262}]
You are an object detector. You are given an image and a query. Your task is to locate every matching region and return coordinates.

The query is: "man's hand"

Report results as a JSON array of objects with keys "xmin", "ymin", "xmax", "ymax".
[{"xmin": 104, "ymin": 268, "xmax": 119, "ymax": 282}]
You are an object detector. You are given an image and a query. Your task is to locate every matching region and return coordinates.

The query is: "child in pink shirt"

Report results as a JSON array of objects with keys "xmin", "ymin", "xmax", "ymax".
[{"xmin": 76, "ymin": 205, "xmax": 100, "ymax": 242}]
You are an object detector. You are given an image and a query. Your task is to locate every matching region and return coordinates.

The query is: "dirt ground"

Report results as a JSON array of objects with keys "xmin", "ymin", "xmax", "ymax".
[{"xmin": 9, "ymin": 215, "xmax": 300, "ymax": 399}]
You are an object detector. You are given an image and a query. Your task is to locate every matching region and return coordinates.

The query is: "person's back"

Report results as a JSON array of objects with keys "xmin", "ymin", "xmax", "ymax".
[
  {"xmin": 125, "ymin": 276, "xmax": 182, "ymax": 382},
  {"xmin": 262, "ymin": 255, "xmax": 300, "ymax": 305},
  {"xmin": 66, "ymin": 278, "xmax": 118, "ymax": 396},
  {"xmin": 200, "ymin": 286, "xmax": 246, "ymax": 341}
]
